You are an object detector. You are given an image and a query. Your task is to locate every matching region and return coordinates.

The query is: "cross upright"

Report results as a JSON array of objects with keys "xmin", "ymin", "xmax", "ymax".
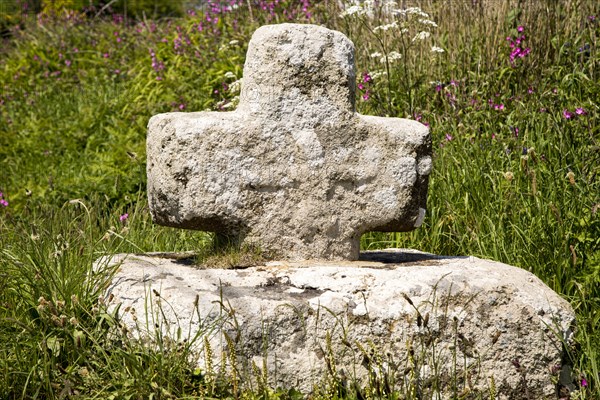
[{"xmin": 147, "ymin": 23, "xmax": 431, "ymax": 261}]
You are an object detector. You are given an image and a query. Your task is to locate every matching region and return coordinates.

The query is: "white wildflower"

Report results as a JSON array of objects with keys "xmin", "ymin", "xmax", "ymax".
[
  {"xmin": 370, "ymin": 52, "xmax": 383, "ymax": 58},
  {"xmin": 373, "ymin": 21, "xmax": 398, "ymax": 32},
  {"xmin": 401, "ymin": 28, "xmax": 409, "ymax": 34},
  {"xmin": 431, "ymin": 46, "xmax": 445, "ymax": 53},
  {"xmin": 405, "ymin": 7, "xmax": 429, "ymax": 18},
  {"xmin": 370, "ymin": 70, "xmax": 387, "ymax": 79},
  {"xmin": 229, "ymin": 40, "xmax": 239, "ymax": 46},
  {"xmin": 224, "ymin": 71, "xmax": 236, "ymax": 79},
  {"xmin": 229, "ymin": 78, "xmax": 243, "ymax": 93},
  {"xmin": 221, "ymin": 97, "xmax": 239, "ymax": 109},
  {"xmin": 412, "ymin": 31, "xmax": 431, "ymax": 41},
  {"xmin": 380, "ymin": 51, "xmax": 402, "ymax": 63},
  {"xmin": 419, "ymin": 19, "xmax": 438, "ymax": 27},
  {"xmin": 340, "ymin": 5, "xmax": 363, "ymax": 17}
]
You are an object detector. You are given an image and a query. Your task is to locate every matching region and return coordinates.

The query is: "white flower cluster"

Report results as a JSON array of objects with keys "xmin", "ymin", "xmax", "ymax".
[
  {"xmin": 340, "ymin": 5, "xmax": 364, "ymax": 17},
  {"xmin": 373, "ymin": 21, "xmax": 398, "ymax": 32},
  {"xmin": 224, "ymin": 71, "xmax": 237, "ymax": 79},
  {"xmin": 220, "ymin": 97, "xmax": 239, "ymax": 109},
  {"xmin": 370, "ymin": 70, "xmax": 387, "ymax": 79},
  {"xmin": 372, "ymin": 51, "xmax": 402, "ymax": 64},
  {"xmin": 412, "ymin": 31, "xmax": 431, "ymax": 41},
  {"xmin": 229, "ymin": 78, "xmax": 243, "ymax": 93},
  {"xmin": 419, "ymin": 19, "xmax": 438, "ymax": 27},
  {"xmin": 395, "ymin": 6, "xmax": 429, "ymax": 18},
  {"xmin": 340, "ymin": 0, "xmax": 399, "ymax": 18},
  {"xmin": 386, "ymin": 51, "xmax": 403, "ymax": 62},
  {"xmin": 431, "ymin": 46, "xmax": 445, "ymax": 53}
]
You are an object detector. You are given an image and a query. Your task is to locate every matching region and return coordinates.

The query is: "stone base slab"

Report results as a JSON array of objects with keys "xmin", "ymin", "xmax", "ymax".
[{"xmin": 100, "ymin": 249, "xmax": 575, "ymax": 399}]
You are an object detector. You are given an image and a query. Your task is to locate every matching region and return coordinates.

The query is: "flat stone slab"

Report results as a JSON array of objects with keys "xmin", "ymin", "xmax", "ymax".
[
  {"xmin": 101, "ymin": 250, "xmax": 575, "ymax": 398},
  {"xmin": 147, "ymin": 23, "xmax": 431, "ymax": 260}
]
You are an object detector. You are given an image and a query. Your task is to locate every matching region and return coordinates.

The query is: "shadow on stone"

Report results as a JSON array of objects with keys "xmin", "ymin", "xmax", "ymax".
[{"xmin": 359, "ymin": 250, "xmax": 467, "ymax": 265}]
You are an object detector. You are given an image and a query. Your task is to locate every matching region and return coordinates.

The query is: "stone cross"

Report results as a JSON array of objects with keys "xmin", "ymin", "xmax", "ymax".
[{"xmin": 147, "ymin": 23, "xmax": 431, "ymax": 261}]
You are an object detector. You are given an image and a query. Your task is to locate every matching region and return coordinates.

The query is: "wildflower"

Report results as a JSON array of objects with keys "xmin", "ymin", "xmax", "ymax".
[
  {"xmin": 65, "ymin": 60, "xmax": 71, "ymax": 67},
  {"xmin": 382, "ymin": 51, "xmax": 402, "ymax": 63},
  {"xmin": 363, "ymin": 72, "xmax": 372, "ymax": 83},
  {"xmin": 445, "ymin": 133, "xmax": 453, "ymax": 141},
  {"xmin": 229, "ymin": 40, "xmax": 239, "ymax": 45},
  {"xmin": 563, "ymin": 109, "xmax": 574, "ymax": 119},
  {"xmin": 504, "ymin": 171, "xmax": 514, "ymax": 181},
  {"xmin": 374, "ymin": 22, "xmax": 398, "ymax": 32},
  {"xmin": 340, "ymin": 5, "xmax": 363, "ymax": 17},
  {"xmin": 229, "ymin": 79, "xmax": 242, "ymax": 93},
  {"xmin": 517, "ymin": 26, "xmax": 524, "ymax": 33},
  {"xmin": 398, "ymin": 7, "xmax": 429, "ymax": 18},
  {"xmin": 370, "ymin": 52, "xmax": 383, "ymax": 59},
  {"xmin": 0, "ymin": 191, "xmax": 7, "ymax": 207},
  {"xmin": 431, "ymin": 46, "xmax": 444, "ymax": 53},
  {"xmin": 566, "ymin": 171, "xmax": 575, "ymax": 185},
  {"xmin": 179, "ymin": 104, "xmax": 185, "ymax": 110},
  {"xmin": 119, "ymin": 213, "xmax": 129, "ymax": 222},
  {"xmin": 370, "ymin": 70, "xmax": 386, "ymax": 79},
  {"xmin": 224, "ymin": 71, "xmax": 236, "ymax": 79},
  {"xmin": 362, "ymin": 91, "xmax": 370, "ymax": 101},
  {"xmin": 575, "ymin": 107, "xmax": 586, "ymax": 115},
  {"xmin": 581, "ymin": 378, "xmax": 588, "ymax": 387},
  {"xmin": 419, "ymin": 19, "xmax": 438, "ymax": 27},
  {"xmin": 528, "ymin": 87, "xmax": 534, "ymax": 94},
  {"xmin": 412, "ymin": 31, "xmax": 431, "ymax": 41}
]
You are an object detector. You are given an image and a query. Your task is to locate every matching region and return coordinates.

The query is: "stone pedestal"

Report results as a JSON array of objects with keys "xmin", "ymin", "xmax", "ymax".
[{"xmin": 101, "ymin": 249, "xmax": 574, "ymax": 399}]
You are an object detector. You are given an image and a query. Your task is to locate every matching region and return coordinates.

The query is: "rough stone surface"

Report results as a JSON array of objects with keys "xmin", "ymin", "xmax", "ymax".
[
  {"xmin": 147, "ymin": 23, "xmax": 431, "ymax": 261},
  {"xmin": 102, "ymin": 250, "xmax": 575, "ymax": 399}
]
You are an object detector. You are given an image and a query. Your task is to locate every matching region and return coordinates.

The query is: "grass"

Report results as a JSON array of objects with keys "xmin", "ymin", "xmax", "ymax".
[{"xmin": 0, "ymin": 0, "xmax": 598, "ymax": 398}]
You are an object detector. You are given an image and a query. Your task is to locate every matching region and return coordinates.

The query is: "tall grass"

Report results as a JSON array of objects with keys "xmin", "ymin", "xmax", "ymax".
[{"xmin": 0, "ymin": 0, "xmax": 598, "ymax": 398}]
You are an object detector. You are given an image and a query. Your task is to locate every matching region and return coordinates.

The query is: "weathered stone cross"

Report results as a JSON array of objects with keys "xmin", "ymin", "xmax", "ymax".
[{"xmin": 147, "ymin": 23, "xmax": 431, "ymax": 261}]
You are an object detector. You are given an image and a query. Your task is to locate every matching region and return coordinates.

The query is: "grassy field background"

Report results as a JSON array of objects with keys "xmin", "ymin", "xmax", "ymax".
[{"xmin": 0, "ymin": 0, "xmax": 598, "ymax": 398}]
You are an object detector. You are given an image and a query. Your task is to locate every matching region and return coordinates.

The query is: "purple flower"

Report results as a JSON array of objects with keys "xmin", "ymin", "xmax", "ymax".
[
  {"xmin": 581, "ymin": 378, "xmax": 588, "ymax": 387},
  {"xmin": 517, "ymin": 26, "xmax": 524, "ymax": 33},
  {"xmin": 119, "ymin": 213, "xmax": 129, "ymax": 222},
  {"xmin": 65, "ymin": 60, "xmax": 71, "ymax": 67},
  {"xmin": 362, "ymin": 91, "xmax": 370, "ymax": 101},
  {"xmin": 445, "ymin": 133, "xmax": 453, "ymax": 141},
  {"xmin": 563, "ymin": 109, "xmax": 574, "ymax": 119},
  {"xmin": 528, "ymin": 87, "xmax": 534, "ymax": 94},
  {"xmin": 179, "ymin": 103, "xmax": 185, "ymax": 110},
  {"xmin": 358, "ymin": 83, "xmax": 365, "ymax": 90},
  {"xmin": 362, "ymin": 72, "xmax": 372, "ymax": 83},
  {"xmin": 575, "ymin": 107, "xmax": 586, "ymax": 115},
  {"xmin": 0, "ymin": 199, "xmax": 7, "ymax": 207}
]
